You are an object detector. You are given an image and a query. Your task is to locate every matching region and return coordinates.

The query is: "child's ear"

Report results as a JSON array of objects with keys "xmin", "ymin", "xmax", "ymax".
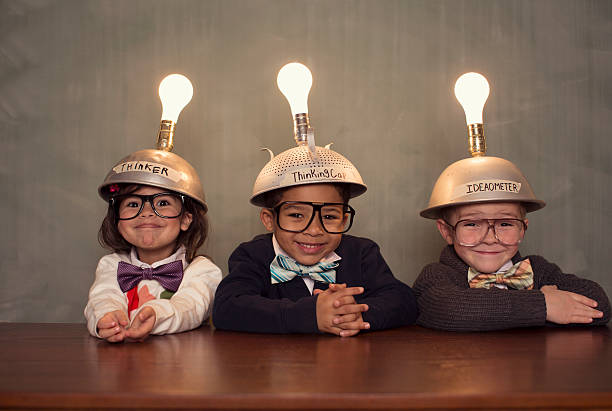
[
  {"xmin": 436, "ymin": 219, "xmax": 454, "ymax": 245},
  {"xmin": 260, "ymin": 208, "xmax": 275, "ymax": 232},
  {"xmin": 180, "ymin": 212, "xmax": 193, "ymax": 231}
]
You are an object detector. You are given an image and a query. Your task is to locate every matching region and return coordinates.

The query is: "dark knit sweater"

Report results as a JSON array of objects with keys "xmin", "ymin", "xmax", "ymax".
[
  {"xmin": 413, "ymin": 245, "xmax": 611, "ymax": 331},
  {"xmin": 212, "ymin": 233, "xmax": 417, "ymax": 333}
]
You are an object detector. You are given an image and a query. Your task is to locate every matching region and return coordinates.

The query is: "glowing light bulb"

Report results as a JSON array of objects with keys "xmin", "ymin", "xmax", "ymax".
[
  {"xmin": 159, "ymin": 74, "xmax": 194, "ymax": 123},
  {"xmin": 156, "ymin": 74, "xmax": 193, "ymax": 152},
  {"xmin": 454, "ymin": 72, "xmax": 490, "ymax": 125},
  {"xmin": 277, "ymin": 63, "xmax": 312, "ymax": 116}
]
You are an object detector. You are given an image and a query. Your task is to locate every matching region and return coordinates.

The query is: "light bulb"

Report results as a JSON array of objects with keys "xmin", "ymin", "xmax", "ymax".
[
  {"xmin": 156, "ymin": 74, "xmax": 193, "ymax": 152},
  {"xmin": 159, "ymin": 74, "xmax": 194, "ymax": 123},
  {"xmin": 454, "ymin": 72, "xmax": 490, "ymax": 125},
  {"xmin": 277, "ymin": 62, "xmax": 312, "ymax": 116}
]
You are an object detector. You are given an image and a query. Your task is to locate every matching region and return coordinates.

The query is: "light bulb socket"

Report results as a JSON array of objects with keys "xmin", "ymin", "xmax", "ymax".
[
  {"xmin": 467, "ymin": 123, "xmax": 486, "ymax": 157},
  {"xmin": 156, "ymin": 120, "xmax": 176, "ymax": 152},
  {"xmin": 293, "ymin": 113, "xmax": 310, "ymax": 146}
]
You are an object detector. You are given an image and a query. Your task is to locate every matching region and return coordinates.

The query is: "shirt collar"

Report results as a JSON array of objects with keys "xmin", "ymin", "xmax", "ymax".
[
  {"xmin": 129, "ymin": 245, "xmax": 186, "ymax": 269},
  {"xmin": 496, "ymin": 260, "xmax": 514, "ymax": 273},
  {"xmin": 272, "ymin": 234, "xmax": 341, "ymax": 265}
]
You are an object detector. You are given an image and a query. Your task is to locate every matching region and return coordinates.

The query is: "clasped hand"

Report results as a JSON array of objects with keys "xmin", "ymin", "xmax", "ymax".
[
  {"xmin": 315, "ymin": 283, "xmax": 370, "ymax": 337},
  {"xmin": 96, "ymin": 306, "xmax": 156, "ymax": 343},
  {"xmin": 541, "ymin": 285, "xmax": 603, "ymax": 324}
]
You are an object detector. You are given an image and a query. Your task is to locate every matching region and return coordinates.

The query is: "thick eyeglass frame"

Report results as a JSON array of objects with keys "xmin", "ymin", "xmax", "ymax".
[
  {"xmin": 110, "ymin": 192, "xmax": 185, "ymax": 221},
  {"xmin": 444, "ymin": 218, "xmax": 527, "ymax": 247},
  {"xmin": 272, "ymin": 201, "xmax": 356, "ymax": 234}
]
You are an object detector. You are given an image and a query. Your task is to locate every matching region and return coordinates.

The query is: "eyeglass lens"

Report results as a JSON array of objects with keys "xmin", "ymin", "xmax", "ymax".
[
  {"xmin": 455, "ymin": 219, "xmax": 525, "ymax": 246},
  {"xmin": 117, "ymin": 193, "xmax": 183, "ymax": 220},
  {"xmin": 277, "ymin": 202, "xmax": 352, "ymax": 233}
]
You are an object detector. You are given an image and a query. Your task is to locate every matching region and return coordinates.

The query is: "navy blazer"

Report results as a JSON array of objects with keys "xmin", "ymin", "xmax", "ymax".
[{"xmin": 212, "ymin": 233, "xmax": 417, "ymax": 333}]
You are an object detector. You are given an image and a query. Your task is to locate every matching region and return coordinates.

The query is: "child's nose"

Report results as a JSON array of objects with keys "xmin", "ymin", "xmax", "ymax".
[
  {"xmin": 304, "ymin": 213, "xmax": 324, "ymax": 235},
  {"xmin": 482, "ymin": 225, "xmax": 499, "ymax": 244},
  {"xmin": 140, "ymin": 201, "xmax": 155, "ymax": 217}
]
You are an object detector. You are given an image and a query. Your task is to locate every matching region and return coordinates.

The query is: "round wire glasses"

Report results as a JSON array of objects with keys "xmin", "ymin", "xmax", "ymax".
[{"xmin": 445, "ymin": 218, "xmax": 527, "ymax": 247}]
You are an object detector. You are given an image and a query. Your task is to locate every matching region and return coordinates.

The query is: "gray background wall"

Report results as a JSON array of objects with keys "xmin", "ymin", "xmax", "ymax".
[{"xmin": 1, "ymin": 0, "xmax": 610, "ymax": 322}]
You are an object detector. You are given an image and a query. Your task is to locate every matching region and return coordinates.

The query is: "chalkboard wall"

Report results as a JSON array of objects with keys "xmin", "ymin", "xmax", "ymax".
[{"xmin": 1, "ymin": 0, "xmax": 611, "ymax": 322}]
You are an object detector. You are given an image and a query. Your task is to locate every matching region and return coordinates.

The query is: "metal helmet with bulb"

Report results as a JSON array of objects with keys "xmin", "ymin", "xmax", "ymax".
[
  {"xmin": 99, "ymin": 74, "xmax": 207, "ymax": 211},
  {"xmin": 250, "ymin": 62, "xmax": 366, "ymax": 207},
  {"xmin": 420, "ymin": 72, "xmax": 545, "ymax": 219}
]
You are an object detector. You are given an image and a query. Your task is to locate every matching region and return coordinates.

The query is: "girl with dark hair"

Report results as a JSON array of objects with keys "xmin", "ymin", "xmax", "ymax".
[{"xmin": 84, "ymin": 149, "xmax": 221, "ymax": 343}]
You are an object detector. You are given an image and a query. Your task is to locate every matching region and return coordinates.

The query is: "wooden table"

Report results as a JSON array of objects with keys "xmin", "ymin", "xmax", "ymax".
[{"xmin": 1, "ymin": 323, "xmax": 611, "ymax": 410}]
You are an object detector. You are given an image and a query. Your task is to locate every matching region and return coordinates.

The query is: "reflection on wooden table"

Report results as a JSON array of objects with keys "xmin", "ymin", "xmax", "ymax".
[{"xmin": 1, "ymin": 323, "xmax": 611, "ymax": 410}]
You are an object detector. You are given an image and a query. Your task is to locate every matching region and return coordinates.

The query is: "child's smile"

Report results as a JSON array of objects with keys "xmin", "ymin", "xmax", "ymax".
[
  {"xmin": 296, "ymin": 241, "xmax": 327, "ymax": 252},
  {"xmin": 294, "ymin": 239, "xmax": 332, "ymax": 261}
]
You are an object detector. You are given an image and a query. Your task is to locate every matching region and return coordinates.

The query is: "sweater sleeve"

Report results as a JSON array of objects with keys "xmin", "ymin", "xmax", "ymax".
[
  {"xmin": 355, "ymin": 241, "xmax": 418, "ymax": 330},
  {"xmin": 84, "ymin": 254, "xmax": 129, "ymax": 337},
  {"xmin": 413, "ymin": 262, "xmax": 547, "ymax": 332},
  {"xmin": 139, "ymin": 256, "xmax": 222, "ymax": 335},
  {"xmin": 531, "ymin": 255, "xmax": 611, "ymax": 326},
  {"xmin": 212, "ymin": 243, "xmax": 319, "ymax": 334}
]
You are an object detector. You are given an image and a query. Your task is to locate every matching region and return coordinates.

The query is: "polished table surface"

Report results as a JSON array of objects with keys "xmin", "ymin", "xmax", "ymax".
[{"xmin": 1, "ymin": 323, "xmax": 611, "ymax": 410}]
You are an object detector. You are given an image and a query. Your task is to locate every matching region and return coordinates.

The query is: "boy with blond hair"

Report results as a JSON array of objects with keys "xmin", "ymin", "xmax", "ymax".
[{"xmin": 414, "ymin": 145, "xmax": 609, "ymax": 331}]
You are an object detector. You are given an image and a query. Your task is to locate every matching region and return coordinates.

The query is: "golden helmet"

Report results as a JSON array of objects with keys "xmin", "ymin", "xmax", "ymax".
[
  {"xmin": 99, "ymin": 149, "xmax": 207, "ymax": 211},
  {"xmin": 420, "ymin": 156, "xmax": 545, "ymax": 219}
]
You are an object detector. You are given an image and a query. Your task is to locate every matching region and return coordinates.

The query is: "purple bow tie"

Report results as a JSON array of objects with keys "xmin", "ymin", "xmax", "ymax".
[{"xmin": 117, "ymin": 260, "xmax": 184, "ymax": 293}]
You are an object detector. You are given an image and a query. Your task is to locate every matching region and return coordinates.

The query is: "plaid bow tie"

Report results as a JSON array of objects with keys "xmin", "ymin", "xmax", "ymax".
[
  {"xmin": 468, "ymin": 258, "xmax": 534, "ymax": 290},
  {"xmin": 270, "ymin": 254, "xmax": 338, "ymax": 284},
  {"xmin": 117, "ymin": 260, "xmax": 184, "ymax": 293}
]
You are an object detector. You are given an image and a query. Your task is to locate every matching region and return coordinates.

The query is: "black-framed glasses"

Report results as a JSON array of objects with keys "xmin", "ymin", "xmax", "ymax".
[
  {"xmin": 272, "ymin": 201, "xmax": 355, "ymax": 234},
  {"xmin": 111, "ymin": 192, "xmax": 185, "ymax": 220},
  {"xmin": 445, "ymin": 218, "xmax": 527, "ymax": 247}
]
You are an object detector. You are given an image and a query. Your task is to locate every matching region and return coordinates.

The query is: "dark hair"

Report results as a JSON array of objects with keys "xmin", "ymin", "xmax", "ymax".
[
  {"xmin": 262, "ymin": 183, "xmax": 352, "ymax": 209},
  {"xmin": 98, "ymin": 184, "xmax": 208, "ymax": 263}
]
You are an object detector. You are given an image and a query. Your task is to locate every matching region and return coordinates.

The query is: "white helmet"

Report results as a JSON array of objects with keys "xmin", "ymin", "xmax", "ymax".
[{"xmin": 250, "ymin": 145, "xmax": 366, "ymax": 207}]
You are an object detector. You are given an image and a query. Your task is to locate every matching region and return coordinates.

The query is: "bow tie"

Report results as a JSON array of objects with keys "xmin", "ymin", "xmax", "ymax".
[
  {"xmin": 270, "ymin": 254, "xmax": 338, "ymax": 285},
  {"xmin": 468, "ymin": 258, "xmax": 534, "ymax": 290},
  {"xmin": 117, "ymin": 260, "xmax": 184, "ymax": 293}
]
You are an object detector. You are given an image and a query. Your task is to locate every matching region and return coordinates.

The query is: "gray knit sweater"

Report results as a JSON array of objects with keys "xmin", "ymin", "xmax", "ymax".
[{"xmin": 413, "ymin": 245, "xmax": 611, "ymax": 331}]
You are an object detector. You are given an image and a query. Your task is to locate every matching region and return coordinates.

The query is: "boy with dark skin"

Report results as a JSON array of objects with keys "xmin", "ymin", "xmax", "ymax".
[{"xmin": 213, "ymin": 145, "xmax": 417, "ymax": 336}]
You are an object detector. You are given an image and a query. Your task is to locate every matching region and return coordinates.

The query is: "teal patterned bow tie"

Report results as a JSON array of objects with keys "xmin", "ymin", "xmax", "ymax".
[{"xmin": 270, "ymin": 254, "xmax": 338, "ymax": 284}]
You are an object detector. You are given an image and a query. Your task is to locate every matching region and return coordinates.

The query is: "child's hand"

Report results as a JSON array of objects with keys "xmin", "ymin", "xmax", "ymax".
[
  {"xmin": 332, "ymin": 309, "xmax": 370, "ymax": 335},
  {"xmin": 315, "ymin": 283, "xmax": 369, "ymax": 337},
  {"xmin": 541, "ymin": 285, "xmax": 604, "ymax": 324},
  {"xmin": 97, "ymin": 310, "xmax": 129, "ymax": 343},
  {"xmin": 125, "ymin": 306, "xmax": 156, "ymax": 341},
  {"xmin": 318, "ymin": 284, "xmax": 371, "ymax": 334}
]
